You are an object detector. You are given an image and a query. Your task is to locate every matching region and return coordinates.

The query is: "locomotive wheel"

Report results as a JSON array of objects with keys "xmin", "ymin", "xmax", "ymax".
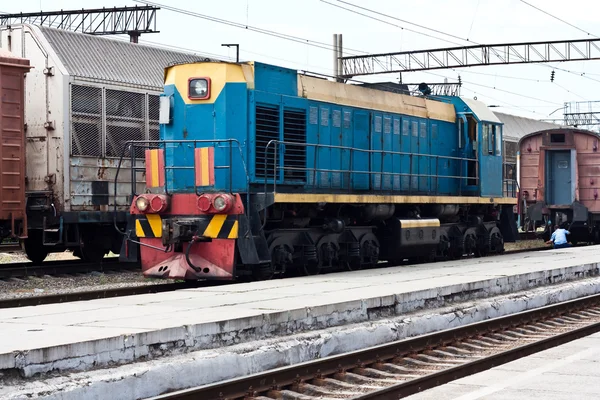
[
  {"xmin": 302, "ymin": 259, "xmax": 322, "ymax": 276},
  {"xmin": 268, "ymin": 237, "xmax": 294, "ymax": 277},
  {"xmin": 475, "ymin": 230, "xmax": 490, "ymax": 258},
  {"xmin": 22, "ymin": 231, "xmax": 49, "ymax": 264},
  {"xmin": 448, "ymin": 226, "xmax": 464, "ymax": 260},
  {"xmin": 463, "ymin": 228, "xmax": 478, "ymax": 256},
  {"xmin": 488, "ymin": 226, "xmax": 504, "ymax": 254},
  {"xmin": 252, "ymin": 263, "xmax": 276, "ymax": 281},
  {"xmin": 359, "ymin": 233, "xmax": 380, "ymax": 268},
  {"xmin": 437, "ymin": 233, "xmax": 451, "ymax": 260}
]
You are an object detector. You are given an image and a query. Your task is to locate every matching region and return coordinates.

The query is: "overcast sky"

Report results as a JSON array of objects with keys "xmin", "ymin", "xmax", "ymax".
[{"xmin": 3, "ymin": 0, "xmax": 600, "ymax": 122}]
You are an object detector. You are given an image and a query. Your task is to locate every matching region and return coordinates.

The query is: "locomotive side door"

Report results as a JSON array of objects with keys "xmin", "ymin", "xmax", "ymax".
[
  {"xmin": 479, "ymin": 122, "xmax": 504, "ymax": 197},
  {"xmin": 456, "ymin": 112, "xmax": 479, "ymax": 195}
]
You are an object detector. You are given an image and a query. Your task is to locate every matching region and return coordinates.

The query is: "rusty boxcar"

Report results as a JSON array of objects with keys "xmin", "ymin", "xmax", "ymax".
[
  {"xmin": 0, "ymin": 49, "xmax": 30, "ymax": 240},
  {"xmin": 518, "ymin": 128, "xmax": 600, "ymax": 243}
]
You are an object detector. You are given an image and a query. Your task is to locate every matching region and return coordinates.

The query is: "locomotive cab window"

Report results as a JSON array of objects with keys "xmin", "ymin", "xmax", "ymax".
[
  {"xmin": 188, "ymin": 77, "xmax": 211, "ymax": 100},
  {"xmin": 482, "ymin": 123, "xmax": 492, "ymax": 154},
  {"xmin": 550, "ymin": 133, "xmax": 565, "ymax": 143},
  {"xmin": 494, "ymin": 125, "xmax": 502, "ymax": 155}
]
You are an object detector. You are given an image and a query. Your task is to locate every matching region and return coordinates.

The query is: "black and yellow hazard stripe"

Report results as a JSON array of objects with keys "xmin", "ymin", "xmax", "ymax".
[
  {"xmin": 136, "ymin": 214, "xmax": 163, "ymax": 238},
  {"xmin": 198, "ymin": 214, "xmax": 238, "ymax": 239},
  {"xmin": 135, "ymin": 214, "xmax": 238, "ymax": 239}
]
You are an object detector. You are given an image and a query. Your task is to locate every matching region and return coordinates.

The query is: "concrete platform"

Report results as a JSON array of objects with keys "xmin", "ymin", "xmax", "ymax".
[
  {"xmin": 2, "ymin": 246, "xmax": 600, "ymax": 378},
  {"xmin": 406, "ymin": 331, "xmax": 600, "ymax": 400}
]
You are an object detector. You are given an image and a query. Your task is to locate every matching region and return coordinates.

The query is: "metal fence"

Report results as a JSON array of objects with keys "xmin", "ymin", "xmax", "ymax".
[{"xmin": 70, "ymin": 84, "xmax": 160, "ymax": 158}]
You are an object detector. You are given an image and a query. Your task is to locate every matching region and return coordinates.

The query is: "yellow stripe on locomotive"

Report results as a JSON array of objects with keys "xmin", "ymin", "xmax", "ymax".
[{"xmin": 135, "ymin": 214, "xmax": 238, "ymax": 240}]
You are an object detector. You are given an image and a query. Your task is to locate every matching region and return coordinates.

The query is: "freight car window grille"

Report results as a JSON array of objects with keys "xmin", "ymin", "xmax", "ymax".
[
  {"xmin": 70, "ymin": 84, "xmax": 159, "ymax": 158},
  {"xmin": 283, "ymin": 109, "xmax": 306, "ymax": 182},
  {"xmin": 412, "ymin": 121, "xmax": 418, "ymax": 137},
  {"xmin": 71, "ymin": 85, "xmax": 102, "ymax": 157},
  {"xmin": 402, "ymin": 120, "xmax": 409, "ymax": 136},
  {"xmin": 106, "ymin": 89, "xmax": 146, "ymax": 158},
  {"xmin": 255, "ymin": 104, "xmax": 280, "ymax": 179},
  {"xmin": 420, "ymin": 122, "xmax": 427, "ymax": 138}
]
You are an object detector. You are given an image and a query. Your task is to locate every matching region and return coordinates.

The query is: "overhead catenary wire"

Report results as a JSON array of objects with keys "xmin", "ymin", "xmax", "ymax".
[
  {"xmin": 133, "ymin": 0, "xmax": 593, "ymax": 112},
  {"xmin": 324, "ymin": 0, "xmax": 596, "ymax": 104},
  {"xmin": 134, "ymin": 0, "xmax": 369, "ymax": 55},
  {"xmin": 519, "ymin": 0, "xmax": 599, "ymax": 38},
  {"xmin": 320, "ymin": 0, "xmax": 465, "ymax": 46}
]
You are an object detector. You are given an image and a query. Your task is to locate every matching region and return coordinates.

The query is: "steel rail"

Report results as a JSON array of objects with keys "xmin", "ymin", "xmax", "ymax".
[{"xmin": 149, "ymin": 292, "xmax": 600, "ymax": 400}]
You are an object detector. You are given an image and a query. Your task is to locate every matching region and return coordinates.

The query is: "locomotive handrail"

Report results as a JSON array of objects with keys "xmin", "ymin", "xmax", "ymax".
[
  {"xmin": 113, "ymin": 139, "xmax": 250, "ymax": 237},
  {"xmin": 262, "ymin": 139, "xmax": 481, "ymax": 195},
  {"xmin": 261, "ymin": 140, "xmax": 486, "ymax": 228}
]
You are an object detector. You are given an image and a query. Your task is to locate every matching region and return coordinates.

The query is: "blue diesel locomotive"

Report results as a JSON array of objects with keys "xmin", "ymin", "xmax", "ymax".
[{"xmin": 120, "ymin": 61, "xmax": 518, "ymax": 280}]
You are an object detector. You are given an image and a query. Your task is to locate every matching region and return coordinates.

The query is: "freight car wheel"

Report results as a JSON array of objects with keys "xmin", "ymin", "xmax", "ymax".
[
  {"xmin": 22, "ymin": 232, "xmax": 49, "ymax": 264},
  {"xmin": 79, "ymin": 232, "xmax": 107, "ymax": 263}
]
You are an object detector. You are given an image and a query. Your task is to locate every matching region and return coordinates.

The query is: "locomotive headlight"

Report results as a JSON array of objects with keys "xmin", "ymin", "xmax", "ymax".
[
  {"xmin": 189, "ymin": 78, "xmax": 210, "ymax": 100},
  {"xmin": 213, "ymin": 195, "xmax": 227, "ymax": 211},
  {"xmin": 136, "ymin": 196, "xmax": 149, "ymax": 212}
]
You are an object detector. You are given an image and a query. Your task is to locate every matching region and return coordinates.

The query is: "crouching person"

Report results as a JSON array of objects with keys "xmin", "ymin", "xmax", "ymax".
[{"xmin": 546, "ymin": 225, "xmax": 571, "ymax": 249}]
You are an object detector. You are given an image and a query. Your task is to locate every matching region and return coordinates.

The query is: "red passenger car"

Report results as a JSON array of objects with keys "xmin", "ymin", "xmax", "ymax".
[
  {"xmin": 0, "ymin": 50, "xmax": 30, "ymax": 239},
  {"xmin": 518, "ymin": 128, "xmax": 600, "ymax": 243}
]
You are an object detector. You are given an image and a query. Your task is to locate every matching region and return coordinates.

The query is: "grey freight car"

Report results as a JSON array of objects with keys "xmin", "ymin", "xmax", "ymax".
[{"xmin": 0, "ymin": 24, "xmax": 210, "ymax": 262}]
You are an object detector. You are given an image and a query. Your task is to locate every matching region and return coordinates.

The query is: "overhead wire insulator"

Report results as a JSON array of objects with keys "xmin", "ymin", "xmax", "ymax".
[{"xmin": 551, "ymin": 70, "xmax": 555, "ymax": 82}]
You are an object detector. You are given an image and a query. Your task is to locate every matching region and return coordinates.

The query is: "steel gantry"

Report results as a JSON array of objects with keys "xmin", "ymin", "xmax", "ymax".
[
  {"xmin": 0, "ymin": 5, "xmax": 159, "ymax": 42},
  {"xmin": 339, "ymin": 38, "xmax": 600, "ymax": 77},
  {"xmin": 563, "ymin": 101, "xmax": 600, "ymax": 129}
]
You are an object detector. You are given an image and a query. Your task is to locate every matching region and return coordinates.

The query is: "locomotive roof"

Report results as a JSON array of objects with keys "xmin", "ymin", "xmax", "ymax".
[{"xmin": 33, "ymin": 25, "xmax": 213, "ymax": 90}]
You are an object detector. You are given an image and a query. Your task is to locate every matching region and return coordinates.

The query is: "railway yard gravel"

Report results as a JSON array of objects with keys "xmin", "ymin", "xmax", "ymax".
[
  {"xmin": 0, "ymin": 271, "xmax": 163, "ymax": 300},
  {"xmin": 0, "ymin": 250, "xmax": 162, "ymax": 300}
]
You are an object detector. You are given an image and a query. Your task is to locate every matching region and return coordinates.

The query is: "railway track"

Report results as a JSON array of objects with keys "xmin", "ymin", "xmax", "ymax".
[
  {"xmin": 150, "ymin": 292, "xmax": 600, "ymax": 400},
  {"xmin": 0, "ymin": 246, "xmax": 550, "ymax": 309}
]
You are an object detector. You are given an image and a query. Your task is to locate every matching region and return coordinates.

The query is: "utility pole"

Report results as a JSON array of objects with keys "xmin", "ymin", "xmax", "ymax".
[
  {"xmin": 332, "ymin": 34, "xmax": 343, "ymax": 82},
  {"xmin": 221, "ymin": 43, "xmax": 239, "ymax": 62}
]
